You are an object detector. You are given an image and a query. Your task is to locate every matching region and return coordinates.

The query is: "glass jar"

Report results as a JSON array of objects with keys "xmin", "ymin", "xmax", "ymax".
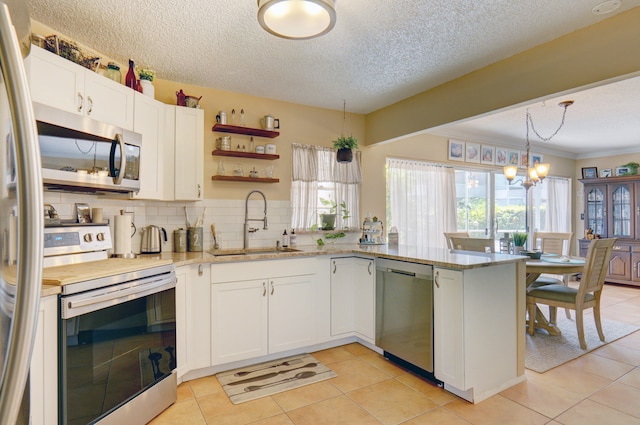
[{"xmin": 106, "ymin": 62, "xmax": 121, "ymax": 84}]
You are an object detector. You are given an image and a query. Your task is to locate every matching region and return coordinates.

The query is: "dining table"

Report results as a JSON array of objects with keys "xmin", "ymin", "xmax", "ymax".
[{"xmin": 525, "ymin": 255, "xmax": 585, "ymax": 336}]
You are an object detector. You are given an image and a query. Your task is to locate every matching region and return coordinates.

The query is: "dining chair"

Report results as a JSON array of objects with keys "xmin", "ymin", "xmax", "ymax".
[
  {"xmin": 531, "ymin": 232, "xmax": 574, "ymax": 318},
  {"xmin": 444, "ymin": 231, "xmax": 470, "ymax": 249},
  {"xmin": 449, "ymin": 236, "xmax": 495, "ymax": 253},
  {"xmin": 526, "ymin": 238, "xmax": 616, "ymax": 349}
]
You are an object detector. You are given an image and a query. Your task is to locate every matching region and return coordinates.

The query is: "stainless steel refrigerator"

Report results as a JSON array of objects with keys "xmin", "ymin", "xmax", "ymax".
[{"xmin": 0, "ymin": 1, "xmax": 44, "ymax": 424}]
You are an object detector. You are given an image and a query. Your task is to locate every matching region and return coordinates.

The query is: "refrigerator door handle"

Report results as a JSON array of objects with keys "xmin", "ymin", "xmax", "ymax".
[{"xmin": 0, "ymin": 4, "xmax": 44, "ymax": 424}]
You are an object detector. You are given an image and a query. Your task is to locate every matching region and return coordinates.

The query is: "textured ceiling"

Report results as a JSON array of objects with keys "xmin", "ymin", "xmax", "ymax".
[{"xmin": 25, "ymin": 0, "xmax": 640, "ymax": 156}]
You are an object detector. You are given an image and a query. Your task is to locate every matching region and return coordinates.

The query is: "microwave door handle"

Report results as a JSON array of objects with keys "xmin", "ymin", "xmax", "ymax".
[{"xmin": 109, "ymin": 133, "xmax": 126, "ymax": 184}]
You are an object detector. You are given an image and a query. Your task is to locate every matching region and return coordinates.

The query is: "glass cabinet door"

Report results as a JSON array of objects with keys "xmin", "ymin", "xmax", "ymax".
[
  {"xmin": 586, "ymin": 186, "xmax": 606, "ymax": 236},
  {"xmin": 609, "ymin": 183, "xmax": 634, "ymax": 238}
]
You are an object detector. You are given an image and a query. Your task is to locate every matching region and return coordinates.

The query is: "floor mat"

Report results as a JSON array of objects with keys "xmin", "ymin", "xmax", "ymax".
[{"xmin": 216, "ymin": 353, "xmax": 336, "ymax": 404}]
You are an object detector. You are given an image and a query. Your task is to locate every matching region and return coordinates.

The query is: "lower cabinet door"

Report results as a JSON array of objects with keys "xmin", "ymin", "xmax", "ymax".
[
  {"xmin": 353, "ymin": 258, "xmax": 375, "ymax": 340},
  {"xmin": 268, "ymin": 275, "xmax": 317, "ymax": 353},
  {"xmin": 433, "ymin": 267, "xmax": 465, "ymax": 390},
  {"xmin": 211, "ymin": 279, "xmax": 268, "ymax": 365}
]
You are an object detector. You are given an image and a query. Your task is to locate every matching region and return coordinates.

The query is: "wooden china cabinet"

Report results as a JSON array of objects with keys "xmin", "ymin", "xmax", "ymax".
[{"xmin": 580, "ymin": 175, "xmax": 640, "ymax": 286}]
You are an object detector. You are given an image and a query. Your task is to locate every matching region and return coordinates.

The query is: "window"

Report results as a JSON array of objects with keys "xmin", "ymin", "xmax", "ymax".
[
  {"xmin": 291, "ymin": 144, "xmax": 361, "ymax": 230},
  {"xmin": 386, "ymin": 158, "xmax": 457, "ymax": 250}
]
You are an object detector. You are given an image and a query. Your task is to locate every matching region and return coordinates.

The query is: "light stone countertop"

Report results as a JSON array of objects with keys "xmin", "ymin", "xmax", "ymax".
[
  {"xmin": 39, "ymin": 244, "xmax": 526, "ymax": 297},
  {"xmin": 138, "ymin": 243, "xmax": 526, "ymax": 270}
]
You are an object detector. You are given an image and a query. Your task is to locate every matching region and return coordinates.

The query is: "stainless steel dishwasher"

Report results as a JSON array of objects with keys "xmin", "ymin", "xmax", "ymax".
[{"xmin": 376, "ymin": 258, "xmax": 436, "ymax": 379}]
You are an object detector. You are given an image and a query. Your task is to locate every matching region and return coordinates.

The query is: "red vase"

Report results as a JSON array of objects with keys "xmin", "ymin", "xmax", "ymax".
[{"xmin": 125, "ymin": 59, "xmax": 137, "ymax": 90}]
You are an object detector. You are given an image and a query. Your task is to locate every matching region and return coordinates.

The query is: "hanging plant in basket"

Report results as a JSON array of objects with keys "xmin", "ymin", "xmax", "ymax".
[{"xmin": 333, "ymin": 135, "xmax": 358, "ymax": 163}]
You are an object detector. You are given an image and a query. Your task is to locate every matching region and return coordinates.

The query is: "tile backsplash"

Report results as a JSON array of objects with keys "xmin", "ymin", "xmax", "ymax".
[{"xmin": 44, "ymin": 192, "xmax": 294, "ymax": 254}]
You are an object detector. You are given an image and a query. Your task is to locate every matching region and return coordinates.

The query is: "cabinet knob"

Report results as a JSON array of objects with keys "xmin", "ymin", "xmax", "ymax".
[
  {"xmin": 333, "ymin": 261, "xmax": 336, "ymax": 274},
  {"xmin": 435, "ymin": 270, "xmax": 440, "ymax": 288},
  {"xmin": 270, "ymin": 281, "xmax": 274, "ymax": 295},
  {"xmin": 198, "ymin": 264, "xmax": 203, "ymax": 276},
  {"xmin": 262, "ymin": 282, "xmax": 266, "ymax": 297},
  {"xmin": 197, "ymin": 184, "xmax": 202, "ymax": 198},
  {"xmin": 77, "ymin": 92, "xmax": 84, "ymax": 112},
  {"xmin": 368, "ymin": 261, "xmax": 372, "ymax": 275},
  {"xmin": 86, "ymin": 96, "xmax": 93, "ymax": 114}
]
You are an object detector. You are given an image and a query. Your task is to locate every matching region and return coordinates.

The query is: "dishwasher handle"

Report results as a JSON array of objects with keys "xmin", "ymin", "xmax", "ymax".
[{"xmin": 385, "ymin": 268, "xmax": 416, "ymax": 277}]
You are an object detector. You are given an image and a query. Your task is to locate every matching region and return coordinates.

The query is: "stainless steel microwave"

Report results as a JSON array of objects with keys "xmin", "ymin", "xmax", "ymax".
[{"xmin": 33, "ymin": 103, "xmax": 141, "ymax": 193}]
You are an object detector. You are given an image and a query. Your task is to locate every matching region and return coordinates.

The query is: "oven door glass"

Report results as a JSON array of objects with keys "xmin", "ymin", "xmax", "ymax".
[{"xmin": 60, "ymin": 288, "xmax": 176, "ymax": 424}]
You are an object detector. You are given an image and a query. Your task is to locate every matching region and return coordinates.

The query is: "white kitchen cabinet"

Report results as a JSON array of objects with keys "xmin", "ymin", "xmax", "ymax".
[
  {"xmin": 211, "ymin": 258, "xmax": 317, "ymax": 365},
  {"xmin": 353, "ymin": 257, "xmax": 375, "ymax": 340},
  {"xmin": 132, "ymin": 92, "xmax": 165, "ymax": 199},
  {"xmin": 433, "ymin": 264, "xmax": 520, "ymax": 403},
  {"xmin": 433, "ymin": 267, "xmax": 465, "ymax": 389},
  {"xmin": 176, "ymin": 264, "xmax": 211, "ymax": 378},
  {"xmin": 165, "ymin": 106, "xmax": 204, "ymax": 201},
  {"xmin": 175, "ymin": 266, "xmax": 187, "ymax": 378},
  {"xmin": 28, "ymin": 46, "xmax": 134, "ymax": 130},
  {"xmin": 30, "ymin": 295, "xmax": 57, "ymax": 425},
  {"xmin": 330, "ymin": 257, "xmax": 375, "ymax": 342}
]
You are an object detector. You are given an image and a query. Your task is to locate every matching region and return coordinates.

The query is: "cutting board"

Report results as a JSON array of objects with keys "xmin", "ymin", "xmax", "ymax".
[{"xmin": 42, "ymin": 258, "xmax": 173, "ymax": 286}]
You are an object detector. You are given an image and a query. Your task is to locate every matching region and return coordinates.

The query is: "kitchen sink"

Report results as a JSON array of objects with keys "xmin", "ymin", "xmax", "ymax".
[{"xmin": 209, "ymin": 247, "xmax": 302, "ymax": 257}]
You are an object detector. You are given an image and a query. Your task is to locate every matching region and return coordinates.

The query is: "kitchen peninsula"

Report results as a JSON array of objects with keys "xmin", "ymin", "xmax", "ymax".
[{"xmin": 32, "ymin": 243, "xmax": 526, "ymax": 424}]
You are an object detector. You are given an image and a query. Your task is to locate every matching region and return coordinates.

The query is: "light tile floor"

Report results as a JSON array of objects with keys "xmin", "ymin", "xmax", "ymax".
[{"xmin": 151, "ymin": 283, "xmax": 640, "ymax": 424}]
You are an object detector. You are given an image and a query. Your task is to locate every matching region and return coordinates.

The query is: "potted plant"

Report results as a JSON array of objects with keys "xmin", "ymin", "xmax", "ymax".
[
  {"xmin": 512, "ymin": 232, "xmax": 528, "ymax": 254},
  {"xmin": 137, "ymin": 67, "xmax": 155, "ymax": 98},
  {"xmin": 319, "ymin": 198, "xmax": 351, "ymax": 230},
  {"xmin": 333, "ymin": 135, "xmax": 358, "ymax": 163}
]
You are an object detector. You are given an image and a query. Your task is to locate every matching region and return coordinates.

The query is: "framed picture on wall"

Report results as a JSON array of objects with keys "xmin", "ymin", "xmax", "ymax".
[
  {"xmin": 582, "ymin": 167, "xmax": 598, "ymax": 179},
  {"xmin": 508, "ymin": 150, "xmax": 520, "ymax": 167},
  {"xmin": 448, "ymin": 140, "xmax": 465, "ymax": 161},
  {"xmin": 465, "ymin": 142, "xmax": 480, "ymax": 163},
  {"xmin": 495, "ymin": 148, "xmax": 508, "ymax": 166},
  {"xmin": 531, "ymin": 153, "xmax": 543, "ymax": 165},
  {"xmin": 520, "ymin": 151, "xmax": 529, "ymax": 169},
  {"xmin": 480, "ymin": 145, "xmax": 495, "ymax": 164}
]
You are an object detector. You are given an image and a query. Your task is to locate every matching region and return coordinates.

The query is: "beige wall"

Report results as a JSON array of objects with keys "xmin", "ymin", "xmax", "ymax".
[
  {"xmin": 365, "ymin": 7, "xmax": 640, "ymax": 146},
  {"xmin": 153, "ymin": 79, "xmax": 365, "ymax": 201},
  {"xmin": 360, "ymin": 133, "xmax": 577, "ymax": 225}
]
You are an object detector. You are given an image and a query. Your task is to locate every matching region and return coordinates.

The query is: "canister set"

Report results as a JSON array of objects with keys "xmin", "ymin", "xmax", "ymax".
[{"xmin": 215, "ymin": 135, "xmax": 276, "ymax": 155}]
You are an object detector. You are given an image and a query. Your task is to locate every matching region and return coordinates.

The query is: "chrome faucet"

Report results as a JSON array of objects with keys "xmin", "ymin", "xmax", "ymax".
[{"xmin": 244, "ymin": 190, "xmax": 268, "ymax": 249}]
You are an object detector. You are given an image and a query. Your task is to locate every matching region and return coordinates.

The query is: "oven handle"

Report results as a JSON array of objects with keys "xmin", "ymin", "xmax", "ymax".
[{"xmin": 62, "ymin": 272, "xmax": 175, "ymax": 318}]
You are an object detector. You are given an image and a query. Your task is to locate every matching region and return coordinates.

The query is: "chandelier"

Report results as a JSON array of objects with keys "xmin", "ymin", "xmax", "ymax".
[
  {"xmin": 503, "ymin": 100, "xmax": 573, "ymax": 191},
  {"xmin": 257, "ymin": 0, "xmax": 337, "ymax": 40}
]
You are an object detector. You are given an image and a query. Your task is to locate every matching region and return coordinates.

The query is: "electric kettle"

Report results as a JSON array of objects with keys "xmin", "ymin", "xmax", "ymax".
[{"xmin": 140, "ymin": 225, "xmax": 167, "ymax": 254}]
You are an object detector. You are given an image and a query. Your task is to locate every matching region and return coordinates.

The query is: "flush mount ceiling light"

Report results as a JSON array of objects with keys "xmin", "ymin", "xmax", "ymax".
[
  {"xmin": 592, "ymin": 0, "xmax": 622, "ymax": 15},
  {"xmin": 257, "ymin": 0, "xmax": 336, "ymax": 40},
  {"xmin": 503, "ymin": 100, "xmax": 574, "ymax": 191}
]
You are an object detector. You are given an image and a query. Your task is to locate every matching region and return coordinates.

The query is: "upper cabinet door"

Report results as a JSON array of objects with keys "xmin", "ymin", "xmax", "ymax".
[
  {"xmin": 173, "ymin": 107, "xmax": 204, "ymax": 201},
  {"xmin": 28, "ymin": 46, "xmax": 84, "ymax": 115},
  {"xmin": 608, "ymin": 183, "xmax": 634, "ymax": 238},
  {"xmin": 84, "ymin": 70, "xmax": 134, "ymax": 130},
  {"xmin": 584, "ymin": 185, "xmax": 607, "ymax": 237},
  {"xmin": 28, "ymin": 46, "xmax": 134, "ymax": 130},
  {"xmin": 132, "ymin": 93, "xmax": 165, "ymax": 200}
]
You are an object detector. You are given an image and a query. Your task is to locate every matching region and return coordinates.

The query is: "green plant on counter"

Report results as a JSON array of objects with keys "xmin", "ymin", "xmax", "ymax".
[
  {"xmin": 310, "ymin": 223, "xmax": 346, "ymax": 246},
  {"xmin": 512, "ymin": 232, "xmax": 528, "ymax": 247},
  {"xmin": 137, "ymin": 67, "xmax": 155, "ymax": 82},
  {"xmin": 332, "ymin": 135, "xmax": 359, "ymax": 150}
]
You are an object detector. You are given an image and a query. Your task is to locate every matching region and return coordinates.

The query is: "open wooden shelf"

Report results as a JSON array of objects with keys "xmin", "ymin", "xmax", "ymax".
[
  {"xmin": 212, "ymin": 175, "xmax": 279, "ymax": 183},
  {"xmin": 212, "ymin": 123, "xmax": 279, "ymax": 138},
  {"xmin": 211, "ymin": 150, "xmax": 279, "ymax": 160}
]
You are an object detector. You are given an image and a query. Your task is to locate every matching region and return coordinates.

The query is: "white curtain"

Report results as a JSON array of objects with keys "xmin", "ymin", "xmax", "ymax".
[
  {"xmin": 387, "ymin": 158, "xmax": 457, "ymax": 250},
  {"xmin": 291, "ymin": 144, "xmax": 361, "ymax": 230},
  {"xmin": 544, "ymin": 176, "xmax": 571, "ymax": 232}
]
